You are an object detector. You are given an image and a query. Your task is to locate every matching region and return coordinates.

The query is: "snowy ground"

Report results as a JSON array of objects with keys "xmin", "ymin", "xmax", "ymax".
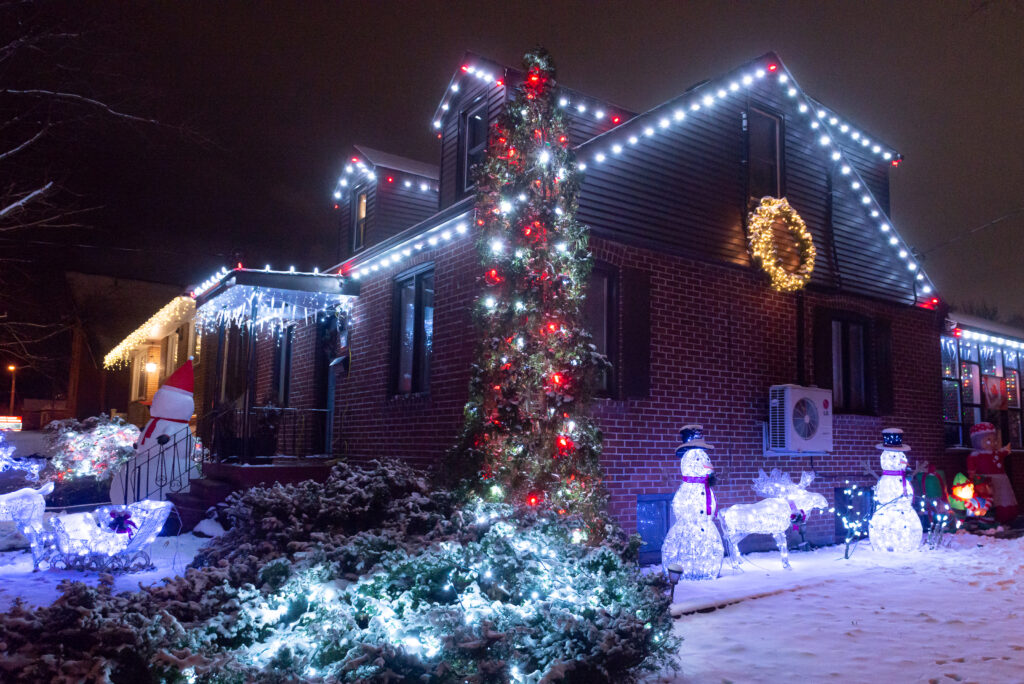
[
  {"xmin": 0, "ymin": 533, "xmax": 210, "ymax": 610},
  {"xmin": 649, "ymin": 532, "xmax": 1024, "ymax": 683},
  {"xmin": 1, "ymin": 528, "xmax": 1021, "ymax": 683}
]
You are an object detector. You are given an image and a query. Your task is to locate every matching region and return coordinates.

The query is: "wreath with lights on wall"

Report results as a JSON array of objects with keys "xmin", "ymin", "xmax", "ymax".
[{"xmin": 747, "ymin": 196, "xmax": 816, "ymax": 293}]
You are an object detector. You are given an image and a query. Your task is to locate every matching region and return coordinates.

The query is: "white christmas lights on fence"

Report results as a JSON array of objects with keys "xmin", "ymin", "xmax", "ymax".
[
  {"xmin": 103, "ymin": 296, "xmax": 196, "ymax": 369},
  {"xmin": 719, "ymin": 469, "xmax": 828, "ymax": 570}
]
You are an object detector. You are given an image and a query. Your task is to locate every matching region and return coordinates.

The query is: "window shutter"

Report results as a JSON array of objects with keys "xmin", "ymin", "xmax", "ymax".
[
  {"xmin": 620, "ymin": 267, "xmax": 650, "ymax": 399},
  {"xmin": 812, "ymin": 309, "xmax": 833, "ymax": 390},
  {"xmin": 874, "ymin": 318, "xmax": 895, "ymax": 415}
]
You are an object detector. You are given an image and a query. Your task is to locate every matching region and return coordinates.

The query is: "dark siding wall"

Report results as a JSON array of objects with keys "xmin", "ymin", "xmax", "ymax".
[
  {"xmin": 438, "ymin": 75, "xmax": 507, "ymax": 210},
  {"xmin": 374, "ymin": 170, "xmax": 439, "ymax": 244},
  {"xmin": 576, "ymin": 76, "xmax": 914, "ymax": 304}
]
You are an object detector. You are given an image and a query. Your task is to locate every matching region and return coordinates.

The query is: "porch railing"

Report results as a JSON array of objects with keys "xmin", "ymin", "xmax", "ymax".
[
  {"xmin": 111, "ymin": 423, "xmax": 208, "ymax": 505},
  {"xmin": 207, "ymin": 406, "xmax": 329, "ymax": 460}
]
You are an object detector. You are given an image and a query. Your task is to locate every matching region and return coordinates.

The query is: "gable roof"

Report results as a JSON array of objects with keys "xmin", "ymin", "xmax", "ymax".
[
  {"xmin": 572, "ymin": 51, "xmax": 933, "ymax": 303},
  {"xmin": 353, "ymin": 145, "xmax": 438, "ymax": 180},
  {"xmin": 335, "ymin": 51, "xmax": 935, "ymax": 305}
]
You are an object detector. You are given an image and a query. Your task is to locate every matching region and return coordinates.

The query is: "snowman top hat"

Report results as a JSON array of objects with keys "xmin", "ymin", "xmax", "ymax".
[
  {"xmin": 876, "ymin": 427, "xmax": 910, "ymax": 452},
  {"xmin": 675, "ymin": 424, "xmax": 714, "ymax": 457}
]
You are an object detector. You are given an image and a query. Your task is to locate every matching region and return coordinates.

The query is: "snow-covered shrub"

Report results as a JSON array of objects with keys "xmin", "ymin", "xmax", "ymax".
[
  {"xmin": 0, "ymin": 460, "xmax": 677, "ymax": 682},
  {"xmin": 46, "ymin": 413, "xmax": 140, "ymax": 482}
]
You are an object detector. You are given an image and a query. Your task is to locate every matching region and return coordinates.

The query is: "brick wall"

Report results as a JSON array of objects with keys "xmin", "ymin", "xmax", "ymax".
[{"xmin": 324, "ymin": 232, "xmax": 947, "ymax": 544}]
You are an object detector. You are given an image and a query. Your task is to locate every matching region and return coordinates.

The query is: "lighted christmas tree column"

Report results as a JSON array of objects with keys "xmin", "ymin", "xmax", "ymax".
[{"xmin": 451, "ymin": 48, "xmax": 606, "ymax": 530}]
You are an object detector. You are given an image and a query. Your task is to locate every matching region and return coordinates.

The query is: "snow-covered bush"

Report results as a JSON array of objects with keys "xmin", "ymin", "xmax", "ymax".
[
  {"xmin": 45, "ymin": 414, "xmax": 140, "ymax": 482},
  {"xmin": 0, "ymin": 460, "xmax": 677, "ymax": 682}
]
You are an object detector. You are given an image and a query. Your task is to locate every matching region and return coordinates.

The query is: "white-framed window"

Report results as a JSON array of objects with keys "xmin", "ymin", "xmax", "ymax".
[{"xmin": 747, "ymin": 107, "xmax": 782, "ymax": 201}]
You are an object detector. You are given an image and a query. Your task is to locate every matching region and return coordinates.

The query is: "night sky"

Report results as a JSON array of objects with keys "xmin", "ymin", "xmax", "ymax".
[{"xmin": 39, "ymin": 2, "xmax": 1024, "ymax": 318}]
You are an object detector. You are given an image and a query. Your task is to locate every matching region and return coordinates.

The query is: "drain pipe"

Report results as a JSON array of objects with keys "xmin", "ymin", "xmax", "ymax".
[{"xmin": 324, "ymin": 356, "xmax": 347, "ymax": 455}]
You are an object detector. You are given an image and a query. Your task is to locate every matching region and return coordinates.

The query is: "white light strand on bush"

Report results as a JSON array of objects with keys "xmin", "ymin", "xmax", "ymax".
[
  {"xmin": 573, "ymin": 59, "xmax": 936, "ymax": 302},
  {"xmin": 104, "ymin": 296, "xmax": 196, "ymax": 369},
  {"xmin": 346, "ymin": 213, "xmax": 472, "ymax": 280},
  {"xmin": 332, "ymin": 155, "xmax": 437, "ymax": 201}
]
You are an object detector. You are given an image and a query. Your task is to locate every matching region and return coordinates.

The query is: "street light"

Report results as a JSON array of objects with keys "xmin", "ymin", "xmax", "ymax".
[{"xmin": 6, "ymin": 365, "xmax": 15, "ymax": 415}]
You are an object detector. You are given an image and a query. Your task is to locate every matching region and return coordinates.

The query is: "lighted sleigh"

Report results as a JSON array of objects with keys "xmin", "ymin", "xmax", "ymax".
[{"xmin": 49, "ymin": 500, "xmax": 173, "ymax": 572}]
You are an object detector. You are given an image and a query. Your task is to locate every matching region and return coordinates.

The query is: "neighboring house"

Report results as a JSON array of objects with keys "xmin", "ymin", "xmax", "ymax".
[
  {"xmin": 100, "ymin": 292, "xmax": 196, "ymax": 426},
  {"xmin": 119, "ymin": 52, "xmax": 1021, "ymax": 550}
]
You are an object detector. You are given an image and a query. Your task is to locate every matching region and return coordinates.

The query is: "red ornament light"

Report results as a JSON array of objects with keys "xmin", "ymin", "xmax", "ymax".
[
  {"xmin": 386, "ymin": 176, "xmax": 394, "ymax": 183},
  {"xmin": 351, "ymin": 157, "xmax": 359, "ymax": 163},
  {"xmin": 461, "ymin": 65, "xmax": 469, "ymax": 72},
  {"xmin": 558, "ymin": 135, "xmax": 567, "ymax": 144},
  {"xmin": 547, "ymin": 322, "xmax": 559, "ymax": 333},
  {"xmin": 495, "ymin": 79, "xmax": 503, "ymax": 87},
  {"xmin": 953, "ymin": 327, "xmax": 963, "ymax": 338},
  {"xmin": 891, "ymin": 159, "xmax": 901, "ymax": 167},
  {"xmin": 333, "ymin": 204, "xmax": 339, "ymax": 210},
  {"xmin": 526, "ymin": 493, "xmax": 541, "ymax": 507},
  {"xmin": 529, "ymin": 74, "xmax": 540, "ymax": 83},
  {"xmin": 611, "ymin": 116, "xmax": 620, "ymax": 124},
  {"xmin": 768, "ymin": 63, "xmax": 778, "ymax": 72},
  {"xmin": 485, "ymin": 268, "xmax": 503, "ymax": 285},
  {"xmin": 557, "ymin": 434, "xmax": 575, "ymax": 454},
  {"xmin": 551, "ymin": 372, "xmax": 564, "ymax": 386}
]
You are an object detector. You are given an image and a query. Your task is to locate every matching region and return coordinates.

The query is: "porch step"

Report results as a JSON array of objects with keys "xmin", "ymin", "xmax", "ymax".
[
  {"xmin": 168, "ymin": 459, "xmax": 335, "ymax": 532},
  {"xmin": 166, "ymin": 492, "xmax": 209, "ymax": 532}
]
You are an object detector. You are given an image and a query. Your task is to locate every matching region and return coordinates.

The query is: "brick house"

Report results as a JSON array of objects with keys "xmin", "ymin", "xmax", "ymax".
[{"xmin": 134, "ymin": 52, "xmax": 1013, "ymax": 550}]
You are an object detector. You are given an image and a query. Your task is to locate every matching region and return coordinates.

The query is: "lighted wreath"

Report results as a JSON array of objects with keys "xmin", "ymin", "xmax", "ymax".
[{"xmin": 747, "ymin": 197, "xmax": 816, "ymax": 293}]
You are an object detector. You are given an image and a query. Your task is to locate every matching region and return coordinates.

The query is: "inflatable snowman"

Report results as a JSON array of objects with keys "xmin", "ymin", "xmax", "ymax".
[
  {"xmin": 110, "ymin": 360, "xmax": 194, "ymax": 504},
  {"xmin": 868, "ymin": 428, "xmax": 922, "ymax": 552},
  {"xmin": 662, "ymin": 424, "xmax": 724, "ymax": 580}
]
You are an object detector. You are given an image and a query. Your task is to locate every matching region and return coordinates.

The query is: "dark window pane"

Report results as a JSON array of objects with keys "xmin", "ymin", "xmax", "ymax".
[
  {"xmin": 748, "ymin": 110, "xmax": 779, "ymax": 199},
  {"xmin": 944, "ymin": 423, "xmax": 962, "ymax": 448},
  {"xmin": 585, "ymin": 270, "xmax": 611, "ymax": 394},
  {"xmin": 397, "ymin": 280, "xmax": 416, "ymax": 394},
  {"xmin": 1009, "ymin": 412, "xmax": 1022, "ymax": 448},
  {"xmin": 463, "ymin": 106, "xmax": 488, "ymax": 190},
  {"xmin": 980, "ymin": 345, "xmax": 1001, "ymax": 376},
  {"xmin": 960, "ymin": 339, "xmax": 978, "ymax": 363},
  {"xmin": 418, "ymin": 274, "xmax": 434, "ymax": 392},
  {"xmin": 831, "ymin": 321, "xmax": 845, "ymax": 409},
  {"xmin": 941, "ymin": 337, "xmax": 958, "ymax": 378},
  {"xmin": 963, "ymin": 405, "xmax": 982, "ymax": 432},
  {"xmin": 848, "ymin": 323, "xmax": 866, "ymax": 410},
  {"xmin": 961, "ymin": 362, "xmax": 981, "ymax": 405},
  {"xmin": 942, "ymin": 379, "xmax": 961, "ymax": 423}
]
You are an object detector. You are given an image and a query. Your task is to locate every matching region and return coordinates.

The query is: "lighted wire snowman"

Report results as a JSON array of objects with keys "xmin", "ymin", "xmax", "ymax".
[
  {"xmin": 868, "ymin": 428, "xmax": 923, "ymax": 553},
  {"xmin": 661, "ymin": 425, "xmax": 723, "ymax": 580}
]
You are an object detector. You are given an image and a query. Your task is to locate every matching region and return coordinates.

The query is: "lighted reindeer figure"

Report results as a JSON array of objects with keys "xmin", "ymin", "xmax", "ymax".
[{"xmin": 719, "ymin": 469, "xmax": 828, "ymax": 570}]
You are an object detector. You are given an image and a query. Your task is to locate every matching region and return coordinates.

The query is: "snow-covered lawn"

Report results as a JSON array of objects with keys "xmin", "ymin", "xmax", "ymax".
[
  {"xmin": 651, "ymin": 532, "xmax": 1024, "ymax": 683},
  {"xmin": 0, "ymin": 533, "xmax": 211, "ymax": 610}
]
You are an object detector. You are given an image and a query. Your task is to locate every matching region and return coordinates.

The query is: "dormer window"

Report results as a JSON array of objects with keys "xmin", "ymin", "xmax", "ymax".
[
  {"xmin": 353, "ymin": 190, "xmax": 368, "ymax": 251},
  {"xmin": 747, "ymin": 107, "xmax": 782, "ymax": 201},
  {"xmin": 460, "ymin": 101, "xmax": 488, "ymax": 193}
]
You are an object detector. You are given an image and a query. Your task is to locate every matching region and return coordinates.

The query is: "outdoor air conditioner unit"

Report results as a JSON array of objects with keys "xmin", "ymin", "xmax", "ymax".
[{"xmin": 768, "ymin": 384, "xmax": 833, "ymax": 453}]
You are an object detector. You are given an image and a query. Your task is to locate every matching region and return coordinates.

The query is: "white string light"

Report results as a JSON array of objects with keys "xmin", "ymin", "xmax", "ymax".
[
  {"xmin": 332, "ymin": 155, "xmax": 437, "ymax": 203},
  {"xmin": 573, "ymin": 59, "xmax": 933, "ymax": 303}
]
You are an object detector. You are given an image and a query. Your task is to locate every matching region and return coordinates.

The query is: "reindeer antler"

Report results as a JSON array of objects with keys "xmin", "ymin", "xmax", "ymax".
[{"xmin": 861, "ymin": 459, "xmax": 881, "ymax": 480}]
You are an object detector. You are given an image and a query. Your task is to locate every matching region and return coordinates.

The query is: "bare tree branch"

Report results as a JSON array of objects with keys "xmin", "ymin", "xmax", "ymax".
[
  {"xmin": 0, "ymin": 180, "xmax": 53, "ymax": 218},
  {"xmin": 0, "ymin": 124, "xmax": 49, "ymax": 161},
  {"xmin": 3, "ymin": 88, "xmax": 162, "ymax": 125}
]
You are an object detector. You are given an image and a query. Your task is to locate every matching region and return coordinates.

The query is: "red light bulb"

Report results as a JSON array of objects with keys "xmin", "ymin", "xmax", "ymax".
[
  {"xmin": 611, "ymin": 116, "xmax": 620, "ymax": 124},
  {"xmin": 768, "ymin": 64, "xmax": 778, "ymax": 72}
]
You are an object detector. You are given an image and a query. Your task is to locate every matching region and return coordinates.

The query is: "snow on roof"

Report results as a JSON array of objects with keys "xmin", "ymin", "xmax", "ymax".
[{"xmin": 353, "ymin": 145, "xmax": 438, "ymax": 180}]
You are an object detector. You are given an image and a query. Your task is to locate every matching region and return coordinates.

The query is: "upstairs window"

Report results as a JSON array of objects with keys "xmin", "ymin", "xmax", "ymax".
[
  {"xmin": 352, "ymin": 190, "xmax": 368, "ymax": 252},
  {"xmin": 748, "ymin": 108, "xmax": 782, "ymax": 202},
  {"xmin": 584, "ymin": 265, "xmax": 617, "ymax": 397},
  {"xmin": 944, "ymin": 336, "xmax": 1023, "ymax": 448},
  {"xmin": 461, "ymin": 101, "xmax": 488, "ymax": 193},
  {"xmin": 813, "ymin": 309, "xmax": 893, "ymax": 416},
  {"xmin": 392, "ymin": 266, "xmax": 434, "ymax": 395}
]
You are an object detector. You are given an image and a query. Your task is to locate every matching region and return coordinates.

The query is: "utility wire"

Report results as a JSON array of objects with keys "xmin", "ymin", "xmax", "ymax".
[{"xmin": 921, "ymin": 205, "xmax": 1024, "ymax": 256}]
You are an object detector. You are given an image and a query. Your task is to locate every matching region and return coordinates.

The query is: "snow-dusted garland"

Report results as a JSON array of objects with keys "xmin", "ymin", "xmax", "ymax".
[{"xmin": 747, "ymin": 196, "xmax": 816, "ymax": 293}]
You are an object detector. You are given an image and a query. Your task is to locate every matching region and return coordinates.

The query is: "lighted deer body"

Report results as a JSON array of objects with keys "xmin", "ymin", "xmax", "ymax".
[{"xmin": 719, "ymin": 469, "xmax": 828, "ymax": 570}]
